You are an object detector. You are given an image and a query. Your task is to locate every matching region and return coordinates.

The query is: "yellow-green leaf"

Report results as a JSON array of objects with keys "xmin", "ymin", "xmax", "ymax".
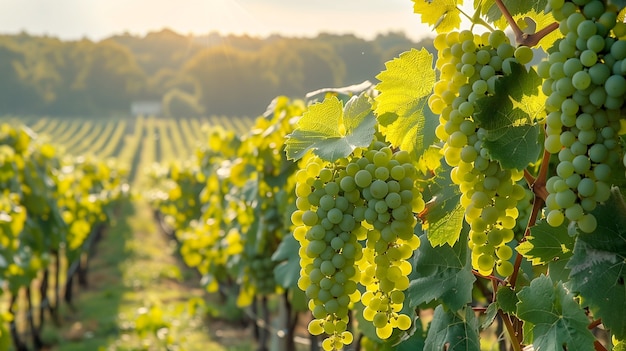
[
  {"xmin": 285, "ymin": 94, "xmax": 376, "ymax": 162},
  {"xmin": 412, "ymin": 0, "xmax": 463, "ymax": 33},
  {"xmin": 375, "ymin": 48, "xmax": 437, "ymax": 161}
]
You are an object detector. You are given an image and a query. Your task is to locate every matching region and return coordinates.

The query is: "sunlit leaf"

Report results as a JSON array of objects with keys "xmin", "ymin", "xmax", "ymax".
[
  {"xmin": 375, "ymin": 48, "xmax": 437, "ymax": 161},
  {"xmin": 285, "ymin": 94, "xmax": 376, "ymax": 162},
  {"xmin": 419, "ymin": 163, "xmax": 464, "ymax": 246},
  {"xmin": 413, "ymin": 0, "xmax": 463, "ymax": 33}
]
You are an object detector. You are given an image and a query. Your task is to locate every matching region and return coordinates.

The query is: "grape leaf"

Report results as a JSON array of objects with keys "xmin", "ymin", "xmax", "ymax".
[
  {"xmin": 567, "ymin": 188, "xmax": 626, "ymax": 339},
  {"xmin": 480, "ymin": 0, "xmax": 548, "ymax": 23},
  {"xmin": 547, "ymin": 258, "xmax": 571, "ymax": 285},
  {"xmin": 407, "ymin": 229, "xmax": 475, "ymax": 311},
  {"xmin": 496, "ymin": 285, "xmax": 518, "ymax": 315},
  {"xmin": 413, "ymin": 0, "xmax": 462, "ymax": 33},
  {"xmin": 396, "ymin": 319, "xmax": 427, "ymax": 351},
  {"xmin": 475, "ymin": 63, "xmax": 543, "ymax": 170},
  {"xmin": 375, "ymin": 48, "xmax": 437, "ymax": 161},
  {"xmin": 424, "ymin": 305, "xmax": 480, "ymax": 351},
  {"xmin": 475, "ymin": 63, "xmax": 542, "ymax": 130},
  {"xmin": 483, "ymin": 124, "xmax": 541, "ymax": 171},
  {"xmin": 516, "ymin": 220, "xmax": 574, "ymax": 266},
  {"xmin": 480, "ymin": 303, "xmax": 499, "ymax": 330},
  {"xmin": 285, "ymin": 93, "xmax": 376, "ymax": 162},
  {"xmin": 271, "ymin": 234, "xmax": 300, "ymax": 289},
  {"xmin": 419, "ymin": 162, "xmax": 465, "ymax": 246},
  {"xmin": 516, "ymin": 275, "xmax": 595, "ymax": 351}
]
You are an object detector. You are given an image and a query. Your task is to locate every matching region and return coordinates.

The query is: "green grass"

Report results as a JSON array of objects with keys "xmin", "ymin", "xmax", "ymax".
[{"xmin": 40, "ymin": 199, "xmax": 255, "ymax": 351}]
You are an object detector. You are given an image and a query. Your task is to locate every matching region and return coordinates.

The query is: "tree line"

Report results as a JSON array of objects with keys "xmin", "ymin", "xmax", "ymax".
[{"xmin": 0, "ymin": 29, "xmax": 434, "ymax": 118}]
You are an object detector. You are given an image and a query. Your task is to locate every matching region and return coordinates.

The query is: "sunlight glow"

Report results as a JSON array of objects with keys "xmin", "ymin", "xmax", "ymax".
[{"xmin": 0, "ymin": 0, "xmax": 432, "ymax": 40}]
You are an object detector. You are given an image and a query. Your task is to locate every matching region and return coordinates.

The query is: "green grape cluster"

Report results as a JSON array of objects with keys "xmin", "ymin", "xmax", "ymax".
[
  {"xmin": 292, "ymin": 158, "xmax": 365, "ymax": 351},
  {"xmin": 355, "ymin": 144, "xmax": 421, "ymax": 339},
  {"xmin": 247, "ymin": 255, "xmax": 277, "ymax": 294},
  {"xmin": 540, "ymin": 0, "xmax": 626, "ymax": 233},
  {"xmin": 428, "ymin": 30, "xmax": 530, "ymax": 277},
  {"xmin": 292, "ymin": 141, "xmax": 424, "ymax": 349}
]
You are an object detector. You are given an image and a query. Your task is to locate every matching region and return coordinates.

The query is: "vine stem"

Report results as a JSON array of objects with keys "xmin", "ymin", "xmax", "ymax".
[
  {"xmin": 594, "ymin": 341, "xmax": 608, "ymax": 351},
  {"xmin": 510, "ymin": 150, "xmax": 551, "ymax": 287},
  {"xmin": 509, "ymin": 191, "xmax": 544, "ymax": 289},
  {"xmin": 499, "ymin": 310, "xmax": 522, "ymax": 351},
  {"xmin": 523, "ymin": 169, "xmax": 535, "ymax": 186},
  {"xmin": 494, "ymin": 0, "xmax": 523, "ymax": 39},
  {"xmin": 494, "ymin": 0, "xmax": 559, "ymax": 47},
  {"xmin": 531, "ymin": 149, "xmax": 551, "ymax": 202},
  {"xmin": 472, "ymin": 270, "xmax": 506, "ymax": 286}
]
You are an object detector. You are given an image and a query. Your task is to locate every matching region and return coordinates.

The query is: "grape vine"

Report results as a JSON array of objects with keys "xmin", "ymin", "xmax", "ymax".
[
  {"xmin": 149, "ymin": 0, "xmax": 626, "ymax": 350},
  {"xmin": 0, "ymin": 124, "xmax": 129, "ymax": 348}
]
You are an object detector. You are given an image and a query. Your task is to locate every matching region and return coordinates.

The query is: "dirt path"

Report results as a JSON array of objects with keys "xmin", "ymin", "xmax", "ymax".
[{"xmin": 45, "ymin": 199, "xmax": 255, "ymax": 351}]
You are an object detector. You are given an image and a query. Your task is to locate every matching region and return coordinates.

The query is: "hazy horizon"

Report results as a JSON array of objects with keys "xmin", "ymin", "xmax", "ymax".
[{"xmin": 0, "ymin": 0, "xmax": 436, "ymax": 42}]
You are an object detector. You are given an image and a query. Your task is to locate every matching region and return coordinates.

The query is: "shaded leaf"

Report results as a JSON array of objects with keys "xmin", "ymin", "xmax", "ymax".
[
  {"xmin": 567, "ymin": 188, "xmax": 626, "ymax": 339},
  {"xmin": 517, "ymin": 220, "xmax": 575, "ymax": 265},
  {"xmin": 483, "ymin": 124, "xmax": 541, "ymax": 171},
  {"xmin": 480, "ymin": 303, "xmax": 499, "ymax": 330},
  {"xmin": 424, "ymin": 305, "xmax": 480, "ymax": 351},
  {"xmin": 407, "ymin": 228, "xmax": 475, "ymax": 311},
  {"xmin": 496, "ymin": 285, "xmax": 518, "ymax": 315},
  {"xmin": 516, "ymin": 275, "xmax": 595, "ymax": 351},
  {"xmin": 396, "ymin": 316, "xmax": 427, "ymax": 351},
  {"xmin": 475, "ymin": 63, "xmax": 542, "ymax": 130},
  {"xmin": 271, "ymin": 234, "xmax": 300, "ymax": 288},
  {"xmin": 475, "ymin": 64, "xmax": 543, "ymax": 170}
]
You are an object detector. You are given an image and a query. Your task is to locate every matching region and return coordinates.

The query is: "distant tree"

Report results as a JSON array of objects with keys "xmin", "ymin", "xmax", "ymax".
[
  {"xmin": 162, "ymin": 88, "xmax": 204, "ymax": 118},
  {"xmin": 0, "ymin": 42, "xmax": 38, "ymax": 113},
  {"xmin": 260, "ymin": 39, "xmax": 345, "ymax": 97},
  {"xmin": 183, "ymin": 46, "xmax": 277, "ymax": 116},
  {"xmin": 0, "ymin": 30, "xmax": 424, "ymax": 117},
  {"xmin": 110, "ymin": 29, "xmax": 201, "ymax": 75},
  {"xmin": 374, "ymin": 32, "xmax": 436, "ymax": 60},
  {"xmin": 77, "ymin": 40, "xmax": 146, "ymax": 113},
  {"xmin": 316, "ymin": 33, "xmax": 382, "ymax": 85}
]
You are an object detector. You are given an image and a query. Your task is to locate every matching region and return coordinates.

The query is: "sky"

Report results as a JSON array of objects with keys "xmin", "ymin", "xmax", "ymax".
[{"xmin": 0, "ymin": 0, "xmax": 437, "ymax": 41}]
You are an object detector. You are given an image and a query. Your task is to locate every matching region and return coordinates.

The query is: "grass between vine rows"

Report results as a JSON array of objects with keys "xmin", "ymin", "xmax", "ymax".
[{"xmin": 39, "ymin": 198, "xmax": 256, "ymax": 351}]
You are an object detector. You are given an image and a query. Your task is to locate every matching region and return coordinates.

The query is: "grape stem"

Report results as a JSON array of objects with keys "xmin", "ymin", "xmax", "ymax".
[
  {"xmin": 472, "ymin": 270, "xmax": 506, "ymax": 285},
  {"xmin": 493, "ymin": 0, "xmax": 559, "ymax": 47},
  {"xmin": 458, "ymin": 4, "xmax": 495, "ymax": 32}
]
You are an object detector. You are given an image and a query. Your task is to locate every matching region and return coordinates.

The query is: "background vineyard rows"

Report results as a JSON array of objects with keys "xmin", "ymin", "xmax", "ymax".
[{"xmin": 1, "ymin": 115, "xmax": 255, "ymax": 184}]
